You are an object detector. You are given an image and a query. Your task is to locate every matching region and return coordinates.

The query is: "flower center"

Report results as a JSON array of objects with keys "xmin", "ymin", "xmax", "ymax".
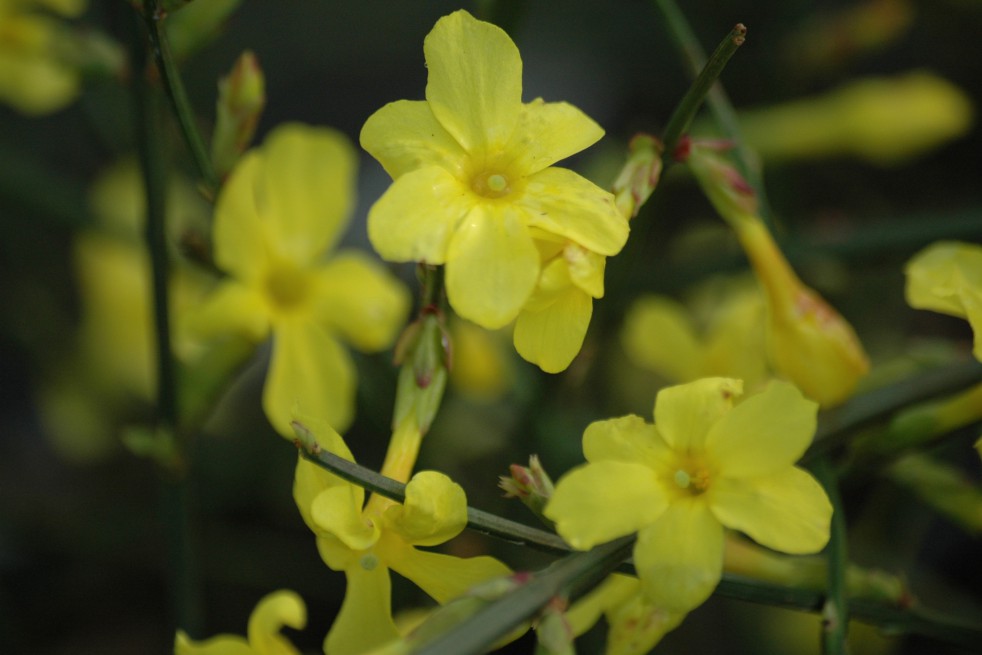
[
  {"xmin": 471, "ymin": 170, "xmax": 512, "ymax": 199},
  {"xmin": 359, "ymin": 553, "xmax": 379, "ymax": 571},
  {"xmin": 264, "ymin": 262, "xmax": 311, "ymax": 313},
  {"xmin": 673, "ymin": 465, "xmax": 711, "ymax": 495}
]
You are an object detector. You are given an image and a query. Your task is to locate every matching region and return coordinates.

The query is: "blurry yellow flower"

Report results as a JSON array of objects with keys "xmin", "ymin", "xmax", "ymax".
[
  {"xmin": 448, "ymin": 319, "xmax": 513, "ymax": 401},
  {"xmin": 361, "ymin": 10, "xmax": 628, "ymax": 330},
  {"xmin": 294, "ymin": 418, "xmax": 511, "ymax": 655},
  {"xmin": 175, "ymin": 589, "xmax": 305, "ymax": 655},
  {"xmin": 186, "ymin": 124, "xmax": 410, "ymax": 436},
  {"xmin": 0, "ymin": 0, "xmax": 85, "ymax": 114},
  {"xmin": 905, "ymin": 240, "xmax": 982, "ymax": 361},
  {"xmin": 621, "ymin": 278, "xmax": 769, "ymax": 389},
  {"xmin": 513, "ymin": 240, "xmax": 605, "ymax": 373},
  {"xmin": 545, "ymin": 378, "xmax": 832, "ymax": 613},
  {"xmin": 734, "ymin": 71, "xmax": 972, "ymax": 166}
]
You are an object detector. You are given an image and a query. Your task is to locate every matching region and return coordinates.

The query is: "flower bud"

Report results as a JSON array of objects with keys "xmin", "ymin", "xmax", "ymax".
[
  {"xmin": 500, "ymin": 455, "xmax": 556, "ymax": 527},
  {"xmin": 211, "ymin": 50, "xmax": 265, "ymax": 177},
  {"xmin": 737, "ymin": 219, "xmax": 869, "ymax": 407},
  {"xmin": 611, "ymin": 133, "xmax": 663, "ymax": 219},
  {"xmin": 683, "ymin": 141, "xmax": 759, "ymax": 225}
]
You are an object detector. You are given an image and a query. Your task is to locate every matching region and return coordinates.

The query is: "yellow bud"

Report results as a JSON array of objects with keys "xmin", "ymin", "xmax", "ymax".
[
  {"xmin": 737, "ymin": 219, "xmax": 869, "ymax": 407},
  {"xmin": 211, "ymin": 50, "xmax": 266, "ymax": 177}
]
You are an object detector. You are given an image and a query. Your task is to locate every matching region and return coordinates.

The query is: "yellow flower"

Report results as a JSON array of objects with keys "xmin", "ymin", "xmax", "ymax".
[
  {"xmin": 513, "ymin": 240, "xmax": 606, "ymax": 373},
  {"xmin": 186, "ymin": 124, "xmax": 410, "ymax": 435},
  {"xmin": 294, "ymin": 418, "xmax": 511, "ymax": 655},
  {"xmin": 0, "ymin": 0, "xmax": 85, "ymax": 114},
  {"xmin": 905, "ymin": 240, "xmax": 982, "ymax": 361},
  {"xmin": 621, "ymin": 278, "xmax": 769, "ymax": 389},
  {"xmin": 175, "ymin": 589, "xmax": 305, "ymax": 655},
  {"xmin": 360, "ymin": 10, "xmax": 628, "ymax": 329},
  {"xmin": 545, "ymin": 378, "xmax": 832, "ymax": 613}
]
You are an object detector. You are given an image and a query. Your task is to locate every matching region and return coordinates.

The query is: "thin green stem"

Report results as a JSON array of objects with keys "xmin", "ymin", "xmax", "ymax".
[
  {"xmin": 814, "ymin": 458, "xmax": 849, "ymax": 654},
  {"xmin": 653, "ymin": 0, "xmax": 774, "ymax": 228},
  {"xmin": 139, "ymin": 0, "xmax": 219, "ymax": 196},
  {"xmin": 659, "ymin": 21, "xmax": 746, "ymax": 165},
  {"xmin": 133, "ymin": 7, "xmax": 201, "ymax": 636}
]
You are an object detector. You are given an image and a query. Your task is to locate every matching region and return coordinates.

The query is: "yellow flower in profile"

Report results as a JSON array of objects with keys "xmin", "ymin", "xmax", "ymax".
[
  {"xmin": 361, "ymin": 10, "xmax": 628, "ymax": 330},
  {"xmin": 187, "ymin": 124, "xmax": 410, "ymax": 435},
  {"xmin": 545, "ymin": 378, "xmax": 832, "ymax": 613},
  {"xmin": 0, "ymin": 0, "xmax": 86, "ymax": 114},
  {"xmin": 175, "ymin": 589, "xmax": 305, "ymax": 655},
  {"xmin": 905, "ymin": 241, "xmax": 982, "ymax": 361},
  {"xmin": 294, "ymin": 418, "xmax": 511, "ymax": 655}
]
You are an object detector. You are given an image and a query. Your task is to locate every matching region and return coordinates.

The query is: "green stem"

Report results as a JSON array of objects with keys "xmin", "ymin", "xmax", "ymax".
[
  {"xmin": 653, "ymin": 0, "xmax": 774, "ymax": 229},
  {"xmin": 133, "ymin": 7, "xmax": 201, "ymax": 635},
  {"xmin": 805, "ymin": 358, "xmax": 982, "ymax": 462},
  {"xmin": 659, "ymin": 20, "xmax": 746, "ymax": 164},
  {"xmin": 814, "ymin": 458, "xmax": 849, "ymax": 654},
  {"xmin": 139, "ymin": 0, "xmax": 219, "ymax": 196}
]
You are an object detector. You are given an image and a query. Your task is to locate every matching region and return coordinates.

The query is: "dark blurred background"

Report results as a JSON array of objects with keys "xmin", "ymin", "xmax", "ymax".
[{"xmin": 2, "ymin": 0, "xmax": 981, "ymax": 653}]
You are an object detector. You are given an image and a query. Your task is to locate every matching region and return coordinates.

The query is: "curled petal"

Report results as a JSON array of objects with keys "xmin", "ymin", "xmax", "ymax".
[
  {"xmin": 704, "ymin": 381, "xmax": 818, "ymax": 478},
  {"xmin": 247, "ymin": 590, "xmax": 307, "ymax": 655},
  {"xmin": 424, "ymin": 10, "xmax": 522, "ymax": 152},
  {"xmin": 384, "ymin": 471, "xmax": 468, "ymax": 547},
  {"xmin": 360, "ymin": 99, "xmax": 467, "ymax": 179},
  {"xmin": 325, "ymin": 566, "xmax": 400, "ymax": 655},
  {"xmin": 634, "ymin": 500, "xmax": 724, "ymax": 613},
  {"xmin": 311, "ymin": 485, "xmax": 378, "ymax": 552},
  {"xmin": 905, "ymin": 240, "xmax": 982, "ymax": 317},
  {"xmin": 654, "ymin": 378, "xmax": 743, "ymax": 454},
  {"xmin": 386, "ymin": 541, "xmax": 512, "ymax": 605},
  {"xmin": 263, "ymin": 320, "xmax": 355, "ymax": 436},
  {"xmin": 445, "ymin": 205, "xmax": 539, "ymax": 329},
  {"xmin": 367, "ymin": 166, "xmax": 473, "ymax": 264},
  {"xmin": 520, "ymin": 167, "xmax": 629, "ymax": 256},
  {"xmin": 709, "ymin": 466, "xmax": 832, "ymax": 555},
  {"xmin": 313, "ymin": 252, "xmax": 411, "ymax": 352},
  {"xmin": 545, "ymin": 461, "xmax": 668, "ymax": 550}
]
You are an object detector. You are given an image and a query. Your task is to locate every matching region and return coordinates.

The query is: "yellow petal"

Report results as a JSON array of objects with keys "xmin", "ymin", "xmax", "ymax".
[
  {"xmin": 257, "ymin": 124, "xmax": 358, "ymax": 262},
  {"xmin": 174, "ymin": 631, "xmax": 253, "ymax": 655},
  {"xmin": 704, "ymin": 381, "xmax": 817, "ymax": 478},
  {"xmin": 263, "ymin": 320, "xmax": 355, "ymax": 436},
  {"xmin": 963, "ymin": 290, "xmax": 982, "ymax": 361},
  {"xmin": 445, "ymin": 205, "xmax": 539, "ymax": 328},
  {"xmin": 505, "ymin": 99, "xmax": 605, "ymax": 174},
  {"xmin": 360, "ymin": 100, "xmax": 467, "ymax": 179},
  {"xmin": 620, "ymin": 296, "xmax": 703, "ymax": 383},
  {"xmin": 313, "ymin": 251, "xmax": 410, "ymax": 352},
  {"xmin": 213, "ymin": 150, "xmax": 268, "ymax": 282},
  {"xmin": 605, "ymin": 590, "xmax": 686, "ymax": 655},
  {"xmin": 423, "ymin": 10, "xmax": 521, "ymax": 152},
  {"xmin": 311, "ymin": 486, "xmax": 377, "ymax": 551},
  {"xmin": 386, "ymin": 543, "xmax": 511, "ymax": 604},
  {"xmin": 634, "ymin": 500, "xmax": 724, "ymax": 613},
  {"xmin": 905, "ymin": 240, "xmax": 982, "ymax": 318},
  {"xmin": 247, "ymin": 590, "xmax": 306, "ymax": 655},
  {"xmin": 325, "ymin": 566, "xmax": 400, "ymax": 655},
  {"xmin": 582, "ymin": 415, "xmax": 673, "ymax": 469},
  {"xmin": 384, "ymin": 471, "xmax": 467, "ymax": 547},
  {"xmin": 565, "ymin": 245, "xmax": 606, "ymax": 299},
  {"xmin": 709, "ymin": 466, "xmax": 832, "ymax": 554},
  {"xmin": 545, "ymin": 461, "xmax": 668, "ymax": 550},
  {"xmin": 520, "ymin": 167, "xmax": 629, "ymax": 256},
  {"xmin": 367, "ymin": 166, "xmax": 473, "ymax": 264},
  {"xmin": 513, "ymin": 285, "xmax": 592, "ymax": 373},
  {"xmin": 293, "ymin": 419, "xmax": 357, "ymax": 533},
  {"xmin": 653, "ymin": 378, "xmax": 743, "ymax": 453},
  {"xmin": 182, "ymin": 279, "xmax": 270, "ymax": 343}
]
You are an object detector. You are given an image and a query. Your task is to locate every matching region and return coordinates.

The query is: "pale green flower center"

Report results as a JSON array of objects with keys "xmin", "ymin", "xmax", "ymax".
[
  {"xmin": 672, "ymin": 465, "xmax": 711, "ymax": 496},
  {"xmin": 359, "ymin": 553, "xmax": 379, "ymax": 571},
  {"xmin": 471, "ymin": 170, "xmax": 513, "ymax": 199},
  {"xmin": 263, "ymin": 262, "xmax": 311, "ymax": 313}
]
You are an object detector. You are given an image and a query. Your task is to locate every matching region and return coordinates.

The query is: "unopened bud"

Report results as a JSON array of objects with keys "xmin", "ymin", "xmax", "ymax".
[
  {"xmin": 612, "ymin": 133, "xmax": 663, "ymax": 219},
  {"xmin": 211, "ymin": 50, "xmax": 266, "ymax": 177},
  {"xmin": 392, "ymin": 311, "xmax": 450, "ymax": 434},
  {"xmin": 684, "ymin": 140, "xmax": 759, "ymax": 224},
  {"xmin": 500, "ymin": 455, "xmax": 556, "ymax": 528},
  {"xmin": 535, "ymin": 599, "xmax": 574, "ymax": 655}
]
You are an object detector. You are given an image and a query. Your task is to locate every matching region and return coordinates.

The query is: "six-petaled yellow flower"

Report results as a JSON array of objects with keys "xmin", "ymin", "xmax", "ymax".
[
  {"xmin": 545, "ymin": 377, "xmax": 832, "ymax": 613},
  {"xmin": 294, "ymin": 418, "xmax": 511, "ymax": 655},
  {"xmin": 186, "ymin": 123, "xmax": 410, "ymax": 435},
  {"xmin": 361, "ymin": 10, "xmax": 628, "ymax": 338},
  {"xmin": 175, "ymin": 589, "xmax": 306, "ymax": 655}
]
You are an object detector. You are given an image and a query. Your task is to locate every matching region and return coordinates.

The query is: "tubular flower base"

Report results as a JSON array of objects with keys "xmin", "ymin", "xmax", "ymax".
[
  {"xmin": 360, "ymin": 10, "xmax": 628, "ymax": 345},
  {"xmin": 184, "ymin": 124, "xmax": 410, "ymax": 435},
  {"xmin": 175, "ymin": 589, "xmax": 306, "ymax": 655},
  {"xmin": 545, "ymin": 378, "xmax": 832, "ymax": 613},
  {"xmin": 293, "ymin": 419, "xmax": 512, "ymax": 655}
]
